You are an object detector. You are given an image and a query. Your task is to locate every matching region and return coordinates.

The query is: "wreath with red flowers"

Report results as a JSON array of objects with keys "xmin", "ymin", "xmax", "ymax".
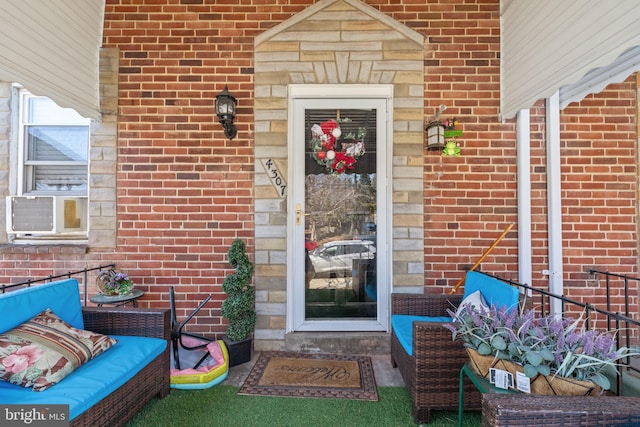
[{"xmin": 309, "ymin": 119, "xmax": 366, "ymax": 174}]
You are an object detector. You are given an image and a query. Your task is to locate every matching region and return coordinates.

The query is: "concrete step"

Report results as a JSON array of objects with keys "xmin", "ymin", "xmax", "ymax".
[{"xmin": 285, "ymin": 331, "xmax": 390, "ymax": 354}]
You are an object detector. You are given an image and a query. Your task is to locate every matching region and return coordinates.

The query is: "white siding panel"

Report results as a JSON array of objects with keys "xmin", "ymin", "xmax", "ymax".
[
  {"xmin": 559, "ymin": 45, "xmax": 640, "ymax": 109},
  {"xmin": 501, "ymin": 1, "xmax": 640, "ymax": 120},
  {"xmin": 0, "ymin": 0, "xmax": 105, "ymax": 120}
]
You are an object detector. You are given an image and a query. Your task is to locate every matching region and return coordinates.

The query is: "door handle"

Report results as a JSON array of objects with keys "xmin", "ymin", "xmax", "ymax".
[{"xmin": 296, "ymin": 203, "xmax": 307, "ymax": 225}]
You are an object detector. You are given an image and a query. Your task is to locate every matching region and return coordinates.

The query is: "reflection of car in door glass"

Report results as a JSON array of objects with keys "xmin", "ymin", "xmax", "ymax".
[{"xmin": 307, "ymin": 240, "xmax": 376, "ymax": 276}]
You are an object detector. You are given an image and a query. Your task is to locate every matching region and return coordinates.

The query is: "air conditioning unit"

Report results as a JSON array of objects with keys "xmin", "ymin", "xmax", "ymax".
[{"xmin": 6, "ymin": 196, "xmax": 88, "ymax": 235}]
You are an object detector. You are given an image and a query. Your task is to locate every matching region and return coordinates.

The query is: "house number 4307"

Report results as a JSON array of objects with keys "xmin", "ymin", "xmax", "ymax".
[{"xmin": 261, "ymin": 158, "xmax": 287, "ymax": 198}]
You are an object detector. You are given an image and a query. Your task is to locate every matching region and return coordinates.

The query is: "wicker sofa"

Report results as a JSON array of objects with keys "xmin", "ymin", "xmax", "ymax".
[
  {"xmin": 0, "ymin": 279, "xmax": 170, "ymax": 426},
  {"xmin": 482, "ymin": 394, "xmax": 640, "ymax": 426},
  {"xmin": 390, "ymin": 271, "xmax": 520, "ymax": 423}
]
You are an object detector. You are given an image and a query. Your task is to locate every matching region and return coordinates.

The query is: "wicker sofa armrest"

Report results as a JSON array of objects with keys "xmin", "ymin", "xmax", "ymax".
[
  {"xmin": 73, "ymin": 307, "xmax": 171, "ymax": 427},
  {"xmin": 413, "ymin": 318, "xmax": 456, "ymax": 341},
  {"xmin": 390, "ymin": 293, "xmax": 480, "ymax": 424},
  {"xmin": 82, "ymin": 307, "xmax": 170, "ymax": 341},
  {"xmin": 392, "ymin": 293, "xmax": 463, "ymax": 317}
]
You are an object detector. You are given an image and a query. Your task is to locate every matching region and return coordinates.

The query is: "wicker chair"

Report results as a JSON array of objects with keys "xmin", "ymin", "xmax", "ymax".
[
  {"xmin": 391, "ymin": 272, "xmax": 520, "ymax": 423},
  {"xmin": 390, "ymin": 293, "xmax": 482, "ymax": 423}
]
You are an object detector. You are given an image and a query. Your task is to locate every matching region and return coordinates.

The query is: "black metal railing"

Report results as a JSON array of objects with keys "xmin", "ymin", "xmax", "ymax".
[
  {"xmin": 0, "ymin": 264, "xmax": 116, "ymax": 306},
  {"xmin": 589, "ymin": 269, "xmax": 640, "ymax": 362},
  {"xmin": 483, "ymin": 270, "xmax": 640, "ymax": 396}
]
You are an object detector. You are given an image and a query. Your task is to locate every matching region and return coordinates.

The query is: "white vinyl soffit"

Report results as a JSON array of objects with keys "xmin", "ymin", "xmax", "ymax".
[
  {"xmin": 501, "ymin": 0, "xmax": 640, "ymax": 120},
  {"xmin": 0, "ymin": 0, "xmax": 105, "ymax": 120}
]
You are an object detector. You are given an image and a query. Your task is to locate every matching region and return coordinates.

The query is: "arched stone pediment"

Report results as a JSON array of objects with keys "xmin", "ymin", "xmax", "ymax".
[{"xmin": 255, "ymin": 0, "xmax": 424, "ymax": 85}]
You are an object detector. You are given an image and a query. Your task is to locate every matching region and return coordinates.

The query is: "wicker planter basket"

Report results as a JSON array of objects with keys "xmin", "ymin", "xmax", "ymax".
[
  {"xmin": 96, "ymin": 275, "xmax": 116, "ymax": 295},
  {"xmin": 466, "ymin": 347, "xmax": 521, "ymax": 378},
  {"xmin": 466, "ymin": 348, "xmax": 602, "ymax": 396},
  {"xmin": 96, "ymin": 268, "xmax": 133, "ymax": 296}
]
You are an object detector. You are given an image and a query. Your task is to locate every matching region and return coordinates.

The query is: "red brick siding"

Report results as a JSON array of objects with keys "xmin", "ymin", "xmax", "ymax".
[
  {"xmin": 419, "ymin": 1, "xmax": 638, "ymax": 322},
  {"xmin": 558, "ymin": 81, "xmax": 638, "ymax": 318},
  {"xmin": 0, "ymin": 0, "xmax": 637, "ymax": 336},
  {"xmin": 102, "ymin": 0, "xmax": 263, "ymax": 334},
  {"xmin": 423, "ymin": 0, "xmax": 517, "ymax": 291}
]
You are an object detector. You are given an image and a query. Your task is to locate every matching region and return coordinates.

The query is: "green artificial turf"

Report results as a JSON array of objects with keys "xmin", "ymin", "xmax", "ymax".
[{"xmin": 126, "ymin": 386, "xmax": 482, "ymax": 427}]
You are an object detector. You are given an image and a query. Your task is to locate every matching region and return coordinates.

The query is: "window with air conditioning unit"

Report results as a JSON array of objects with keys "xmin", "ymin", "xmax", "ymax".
[
  {"xmin": 6, "ymin": 196, "xmax": 88, "ymax": 235},
  {"xmin": 6, "ymin": 88, "xmax": 90, "ymax": 239}
]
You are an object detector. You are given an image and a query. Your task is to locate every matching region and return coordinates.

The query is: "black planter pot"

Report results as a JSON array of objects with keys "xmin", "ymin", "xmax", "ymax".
[{"xmin": 222, "ymin": 335, "xmax": 252, "ymax": 367}]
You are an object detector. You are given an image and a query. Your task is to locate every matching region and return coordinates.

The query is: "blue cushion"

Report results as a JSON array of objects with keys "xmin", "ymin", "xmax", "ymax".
[
  {"xmin": 391, "ymin": 314, "xmax": 452, "ymax": 356},
  {"xmin": 463, "ymin": 271, "xmax": 519, "ymax": 312},
  {"xmin": 0, "ymin": 335, "xmax": 167, "ymax": 421},
  {"xmin": 0, "ymin": 279, "xmax": 83, "ymax": 332}
]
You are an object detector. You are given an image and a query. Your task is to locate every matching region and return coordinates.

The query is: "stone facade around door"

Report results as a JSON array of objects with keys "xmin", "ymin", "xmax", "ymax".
[{"xmin": 253, "ymin": 0, "xmax": 426, "ymax": 351}]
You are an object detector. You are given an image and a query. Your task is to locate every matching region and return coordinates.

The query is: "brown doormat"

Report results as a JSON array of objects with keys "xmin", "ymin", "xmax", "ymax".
[{"xmin": 238, "ymin": 351, "xmax": 378, "ymax": 401}]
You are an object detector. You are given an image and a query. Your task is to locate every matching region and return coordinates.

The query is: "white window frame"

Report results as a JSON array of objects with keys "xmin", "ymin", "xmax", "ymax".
[
  {"xmin": 17, "ymin": 88, "xmax": 90, "ymax": 196},
  {"xmin": 7, "ymin": 86, "xmax": 91, "ymax": 241}
]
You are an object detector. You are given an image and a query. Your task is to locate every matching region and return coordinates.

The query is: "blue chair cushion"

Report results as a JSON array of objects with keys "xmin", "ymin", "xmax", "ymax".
[
  {"xmin": 463, "ymin": 271, "xmax": 519, "ymax": 312},
  {"xmin": 391, "ymin": 314, "xmax": 452, "ymax": 356},
  {"xmin": 0, "ymin": 279, "xmax": 83, "ymax": 332}
]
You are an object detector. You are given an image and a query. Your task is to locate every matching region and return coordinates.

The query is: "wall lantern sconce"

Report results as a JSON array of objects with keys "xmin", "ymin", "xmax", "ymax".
[
  {"xmin": 425, "ymin": 104, "xmax": 447, "ymax": 150},
  {"xmin": 426, "ymin": 120, "xmax": 446, "ymax": 150},
  {"xmin": 215, "ymin": 85, "xmax": 237, "ymax": 140}
]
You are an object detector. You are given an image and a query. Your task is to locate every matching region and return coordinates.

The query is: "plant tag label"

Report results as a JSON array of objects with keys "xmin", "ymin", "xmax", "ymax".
[
  {"xmin": 490, "ymin": 368, "xmax": 512, "ymax": 390},
  {"xmin": 516, "ymin": 372, "xmax": 531, "ymax": 393}
]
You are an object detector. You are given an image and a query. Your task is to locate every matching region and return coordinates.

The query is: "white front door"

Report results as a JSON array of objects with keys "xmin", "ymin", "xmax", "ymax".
[{"xmin": 287, "ymin": 85, "xmax": 392, "ymax": 332}]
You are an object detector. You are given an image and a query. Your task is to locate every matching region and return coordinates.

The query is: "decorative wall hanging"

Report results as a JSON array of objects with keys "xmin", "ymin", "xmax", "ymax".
[
  {"xmin": 442, "ymin": 118, "xmax": 462, "ymax": 157},
  {"xmin": 309, "ymin": 118, "xmax": 366, "ymax": 174}
]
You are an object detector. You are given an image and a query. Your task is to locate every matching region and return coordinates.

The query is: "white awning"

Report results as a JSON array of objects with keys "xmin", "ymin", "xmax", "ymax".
[
  {"xmin": 0, "ymin": 0, "xmax": 105, "ymax": 120},
  {"xmin": 501, "ymin": 1, "xmax": 640, "ymax": 120}
]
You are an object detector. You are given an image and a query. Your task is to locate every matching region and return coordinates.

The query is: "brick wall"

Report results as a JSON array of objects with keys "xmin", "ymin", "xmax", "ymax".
[
  {"xmin": 0, "ymin": 0, "xmax": 636, "ymax": 341},
  {"xmin": 418, "ymin": 1, "xmax": 638, "ymax": 321},
  {"xmin": 423, "ymin": 0, "xmax": 518, "ymax": 290},
  {"xmin": 101, "ymin": 0, "xmax": 261, "ymax": 335},
  {"xmin": 532, "ymin": 78, "xmax": 639, "ymax": 315}
]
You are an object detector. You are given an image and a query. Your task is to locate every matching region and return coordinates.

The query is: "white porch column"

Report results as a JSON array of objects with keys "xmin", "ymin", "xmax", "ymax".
[
  {"xmin": 516, "ymin": 109, "xmax": 532, "ymax": 289},
  {"xmin": 546, "ymin": 91, "xmax": 563, "ymax": 314}
]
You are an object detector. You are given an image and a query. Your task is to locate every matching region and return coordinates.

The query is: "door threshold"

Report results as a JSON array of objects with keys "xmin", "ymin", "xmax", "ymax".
[{"xmin": 285, "ymin": 331, "xmax": 390, "ymax": 354}]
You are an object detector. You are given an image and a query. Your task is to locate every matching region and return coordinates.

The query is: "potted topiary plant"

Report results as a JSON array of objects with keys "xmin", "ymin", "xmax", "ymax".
[{"xmin": 221, "ymin": 238, "xmax": 256, "ymax": 366}]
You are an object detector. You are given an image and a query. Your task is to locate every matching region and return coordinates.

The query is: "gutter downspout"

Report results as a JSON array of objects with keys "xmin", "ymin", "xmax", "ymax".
[
  {"xmin": 546, "ymin": 91, "xmax": 563, "ymax": 315},
  {"xmin": 516, "ymin": 110, "xmax": 532, "ymax": 289}
]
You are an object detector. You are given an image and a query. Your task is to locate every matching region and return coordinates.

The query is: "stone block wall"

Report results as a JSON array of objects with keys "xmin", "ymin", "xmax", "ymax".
[{"xmin": 253, "ymin": 0, "xmax": 426, "ymax": 350}]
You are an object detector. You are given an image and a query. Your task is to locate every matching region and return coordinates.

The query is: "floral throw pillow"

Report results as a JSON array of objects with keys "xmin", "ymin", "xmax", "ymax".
[{"xmin": 0, "ymin": 309, "xmax": 117, "ymax": 391}]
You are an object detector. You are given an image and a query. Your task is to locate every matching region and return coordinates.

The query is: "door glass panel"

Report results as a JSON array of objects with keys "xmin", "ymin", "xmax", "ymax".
[{"xmin": 304, "ymin": 108, "xmax": 377, "ymax": 320}]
